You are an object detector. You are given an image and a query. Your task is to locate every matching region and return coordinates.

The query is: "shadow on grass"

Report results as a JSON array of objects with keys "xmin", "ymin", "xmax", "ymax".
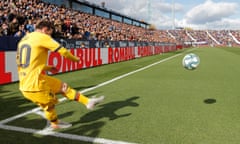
[
  {"xmin": 65, "ymin": 96, "xmax": 140, "ymax": 137},
  {"xmin": 79, "ymin": 96, "xmax": 140, "ymax": 123},
  {"xmin": 204, "ymin": 98, "xmax": 216, "ymax": 104},
  {"xmin": 66, "ymin": 121, "xmax": 106, "ymax": 139},
  {"xmin": 73, "ymin": 85, "xmax": 97, "ymax": 91},
  {"xmin": 0, "ymin": 90, "xmax": 36, "ymax": 120}
]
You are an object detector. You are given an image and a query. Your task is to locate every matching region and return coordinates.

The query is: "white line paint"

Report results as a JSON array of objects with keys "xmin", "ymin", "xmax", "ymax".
[
  {"xmin": 0, "ymin": 124, "xmax": 137, "ymax": 144},
  {"xmin": 0, "ymin": 50, "xmax": 192, "ymax": 143},
  {"xmin": 0, "ymin": 107, "xmax": 41, "ymax": 125}
]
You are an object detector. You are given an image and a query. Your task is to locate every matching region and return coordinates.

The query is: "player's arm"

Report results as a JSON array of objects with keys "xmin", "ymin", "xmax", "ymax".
[
  {"xmin": 43, "ymin": 65, "xmax": 54, "ymax": 71},
  {"xmin": 55, "ymin": 46, "xmax": 79, "ymax": 62},
  {"xmin": 41, "ymin": 35, "xmax": 79, "ymax": 62},
  {"xmin": 43, "ymin": 65, "xmax": 59, "ymax": 74}
]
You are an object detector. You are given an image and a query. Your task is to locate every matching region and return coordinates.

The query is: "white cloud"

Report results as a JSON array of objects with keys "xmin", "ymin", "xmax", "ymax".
[
  {"xmin": 88, "ymin": 0, "xmax": 148, "ymax": 20},
  {"xmin": 185, "ymin": 0, "xmax": 238, "ymax": 24},
  {"xmin": 151, "ymin": 1, "xmax": 183, "ymax": 13}
]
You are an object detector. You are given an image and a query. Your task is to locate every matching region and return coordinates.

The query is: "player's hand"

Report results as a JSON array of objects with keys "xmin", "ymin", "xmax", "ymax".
[
  {"xmin": 75, "ymin": 56, "xmax": 80, "ymax": 62},
  {"xmin": 49, "ymin": 66, "xmax": 59, "ymax": 74}
]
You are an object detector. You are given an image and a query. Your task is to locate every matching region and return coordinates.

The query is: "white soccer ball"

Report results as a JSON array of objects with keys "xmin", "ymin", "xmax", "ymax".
[{"xmin": 182, "ymin": 53, "xmax": 200, "ymax": 70}]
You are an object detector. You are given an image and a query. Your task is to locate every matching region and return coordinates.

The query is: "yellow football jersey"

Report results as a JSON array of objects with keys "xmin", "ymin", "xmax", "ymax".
[{"xmin": 16, "ymin": 31, "xmax": 78, "ymax": 91}]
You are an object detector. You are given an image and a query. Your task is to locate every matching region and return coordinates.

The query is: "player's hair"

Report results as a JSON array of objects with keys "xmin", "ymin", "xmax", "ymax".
[{"xmin": 35, "ymin": 20, "xmax": 55, "ymax": 31}]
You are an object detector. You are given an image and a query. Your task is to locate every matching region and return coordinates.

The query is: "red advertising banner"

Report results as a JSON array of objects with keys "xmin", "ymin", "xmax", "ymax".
[
  {"xmin": 0, "ymin": 52, "xmax": 12, "ymax": 84},
  {"xmin": 0, "ymin": 45, "xmax": 177, "ymax": 85}
]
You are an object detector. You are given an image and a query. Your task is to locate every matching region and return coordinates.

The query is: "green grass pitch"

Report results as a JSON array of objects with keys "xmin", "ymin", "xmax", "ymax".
[{"xmin": 1, "ymin": 47, "xmax": 240, "ymax": 144}]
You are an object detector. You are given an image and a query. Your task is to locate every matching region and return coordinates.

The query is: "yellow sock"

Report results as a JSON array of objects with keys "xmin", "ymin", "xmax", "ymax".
[
  {"xmin": 64, "ymin": 87, "xmax": 89, "ymax": 105},
  {"xmin": 77, "ymin": 93, "xmax": 89, "ymax": 105},
  {"xmin": 51, "ymin": 119, "xmax": 59, "ymax": 125},
  {"xmin": 40, "ymin": 104, "xmax": 58, "ymax": 125}
]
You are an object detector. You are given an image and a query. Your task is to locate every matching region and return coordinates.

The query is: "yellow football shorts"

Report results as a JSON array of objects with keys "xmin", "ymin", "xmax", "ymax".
[{"xmin": 21, "ymin": 75, "xmax": 62, "ymax": 121}]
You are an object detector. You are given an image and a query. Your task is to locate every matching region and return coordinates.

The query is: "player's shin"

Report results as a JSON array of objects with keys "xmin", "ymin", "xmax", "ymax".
[{"xmin": 63, "ymin": 86, "xmax": 89, "ymax": 105}]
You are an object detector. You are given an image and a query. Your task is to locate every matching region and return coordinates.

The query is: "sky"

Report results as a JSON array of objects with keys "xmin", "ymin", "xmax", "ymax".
[{"xmin": 87, "ymin": 0, "xmax": 240, "ymax": 30}]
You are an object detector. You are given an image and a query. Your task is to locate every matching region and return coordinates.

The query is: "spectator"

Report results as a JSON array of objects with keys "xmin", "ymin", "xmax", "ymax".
[
  {"xmin": 9, "ymin": 17, "xmax": 19, "ymax": 35},
  {"xmin": 25, "ymin": 19, "xmax": 35, "ymax": 33},
  {"xmin": 14, "ymin": 24, "xmax": 26, "ymax": 37},
  {"xmin": 83, "ymin": 28, "xmax": 91, "ymax": 40},
  {"xmin": 0, "ymin": 23, "xmax": 10, "ymax": 36}
]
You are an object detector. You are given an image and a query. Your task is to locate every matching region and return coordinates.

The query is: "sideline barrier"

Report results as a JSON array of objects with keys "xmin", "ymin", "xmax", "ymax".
[{"xmin": 0, "ymin": 37, "xmax": 181, "ymax": 84}]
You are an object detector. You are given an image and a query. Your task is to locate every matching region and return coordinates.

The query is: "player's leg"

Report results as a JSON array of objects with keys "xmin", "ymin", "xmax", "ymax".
[
  {"xmin": 43, "ymin": 74, "xmax": 89, "ymax": 104},
  {"xmin": 44, "ymin": 75, "xmax": 104, "ymax": 109},
  {"xmin": 61, "ymin": 82, "xmax": 105, "ymax": 110},
  {"xmin": 38, "ymin": 102, "xmax": 72, "ymax": 129},
  {"xmin": 61, "ymin": 82, "xmax": 89, "ymax": 105},
  {"xmin": 21, "ymin": 91, "xmax": 71, "ymax": 129}
]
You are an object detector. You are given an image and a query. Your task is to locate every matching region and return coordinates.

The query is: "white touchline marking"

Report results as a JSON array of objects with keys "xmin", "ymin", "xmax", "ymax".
[
  {"xmin": 0, "ymin": 49, "xmax": 195, "ymax": 143},
  {"xmin": 0, "ymin": 124, "xmax": 137, "ymax": 144},
  {"xmin": 0, "ymin": 107, "xmax": 41, "ymax": 125}
]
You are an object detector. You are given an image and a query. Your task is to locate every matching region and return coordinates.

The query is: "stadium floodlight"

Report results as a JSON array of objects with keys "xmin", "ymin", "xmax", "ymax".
[
  {"xmin": 172, "ymin": 0, "xmax": 175, "ymax": 29},
  {"xmin": 147, "ymin": 0, "xmax": 152, "ymax": 22}
]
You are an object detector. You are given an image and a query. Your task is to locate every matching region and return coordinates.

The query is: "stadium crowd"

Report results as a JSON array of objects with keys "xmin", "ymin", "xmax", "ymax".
[
  {"xmin": 0, "ymin": 0, "xmax": 240, "ymax": 46},
  {"xmin": 0, "ymin": 0, "xmax": 164, "ymax": 42}
]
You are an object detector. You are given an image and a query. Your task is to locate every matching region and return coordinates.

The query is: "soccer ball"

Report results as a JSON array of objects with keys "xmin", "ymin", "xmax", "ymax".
[{"xmin": 182, "ymin": 53, "xmax": 200, "ymax": 70}]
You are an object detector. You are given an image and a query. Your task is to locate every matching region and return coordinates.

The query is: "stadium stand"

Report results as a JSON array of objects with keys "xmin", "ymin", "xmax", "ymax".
[{"xmin": 0, "ymin": 0, "xmax": 240, "ymax": 47}]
